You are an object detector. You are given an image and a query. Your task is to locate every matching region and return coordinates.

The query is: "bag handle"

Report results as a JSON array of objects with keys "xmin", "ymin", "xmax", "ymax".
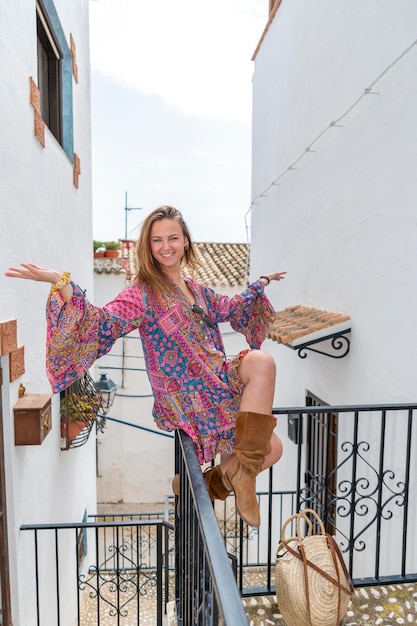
[{"xmin": 279, "ymin": 507, "xmax": 326, "ymax": 545}]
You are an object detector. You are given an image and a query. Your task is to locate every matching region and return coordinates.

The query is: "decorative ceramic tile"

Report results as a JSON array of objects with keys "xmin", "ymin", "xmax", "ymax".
[
  {"xmin": 0, "ymin": 319, "xmax": 17, "ymax": 355},
  {"xmin": 9, "ymin": 346, "xmax": 25, "ymax": 382},
  {"xmin": 73, "ymin": 152, "xmax": 81, "ymax": 188},
  {"xmin": 70, "ymin": 34, "xmax": 78, "ymax": 83}
]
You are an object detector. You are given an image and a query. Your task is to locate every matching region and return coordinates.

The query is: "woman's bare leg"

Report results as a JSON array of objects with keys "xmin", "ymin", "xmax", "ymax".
[
  {"xmin": 219, "ymin": 349, "xmax": 283, "ymax": 474},
  {"xmin": 238, "ymin": 349, "xmax": 276, "ymax": 413}
]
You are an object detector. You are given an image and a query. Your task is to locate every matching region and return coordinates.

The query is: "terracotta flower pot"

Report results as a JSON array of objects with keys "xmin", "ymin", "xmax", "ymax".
[
  {"xmin": 94, "ymin": 251, "xmax": 105, "ymax": 258},
  {"xmin": 61, "ymin": 419, "xmax": 87, "ymax": 440},
  {"xmin": 104, "ymin": 250, "xmax": 120, "ymax": 258}
]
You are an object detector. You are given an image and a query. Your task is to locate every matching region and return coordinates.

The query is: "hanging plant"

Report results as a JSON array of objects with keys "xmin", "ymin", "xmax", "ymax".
[{"xmin": 60, "ymin": 373, "xmax": 103, "ymax": 450}]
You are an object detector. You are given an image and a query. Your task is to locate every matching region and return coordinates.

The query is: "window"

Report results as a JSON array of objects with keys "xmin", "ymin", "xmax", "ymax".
[
  {"xmin": 35, "ymin": 0, "xmax": 74, "ymax": 162},
  {"xmin": 36, "ymin": 3, "xmax": 62, "ymax": 143}
]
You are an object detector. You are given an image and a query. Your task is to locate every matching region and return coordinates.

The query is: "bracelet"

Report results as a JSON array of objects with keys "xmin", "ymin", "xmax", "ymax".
[
  {"xmin": 260, "ymin": 275, "xmax": 270, "ymax": 285},
  {"xmin": 50, "ymin": 272, "xmax": 71, "ymax": 294}
]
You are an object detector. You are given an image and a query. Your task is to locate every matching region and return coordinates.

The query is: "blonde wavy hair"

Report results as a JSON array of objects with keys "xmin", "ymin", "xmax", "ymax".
[{"xmin": 134, "ymin": 205, "xmax": 201, "ymax": 293}]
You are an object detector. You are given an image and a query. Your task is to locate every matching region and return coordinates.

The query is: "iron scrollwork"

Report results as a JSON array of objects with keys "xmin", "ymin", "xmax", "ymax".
[
  {"xmin": 77, "ymin": 523, "xmax": 168, "ymax": 619},
  {"xmin": 297, "ymin": 332, "xmax": 351, "ymax": 359},
  {"xmin": 299, "ymin": 438, "xmax": 406, "ymax": 555}
]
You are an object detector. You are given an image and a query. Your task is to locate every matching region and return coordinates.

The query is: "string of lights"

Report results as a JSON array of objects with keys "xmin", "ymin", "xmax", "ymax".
[{"xmin": 244, "ymin": 37, "xmax": 417, "ymax": 241}]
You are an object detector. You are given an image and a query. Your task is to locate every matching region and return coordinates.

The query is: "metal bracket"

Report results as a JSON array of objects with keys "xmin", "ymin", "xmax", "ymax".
[{"xmin": 295, "ymin": 330, "xmax": 351, "ymax": 359}]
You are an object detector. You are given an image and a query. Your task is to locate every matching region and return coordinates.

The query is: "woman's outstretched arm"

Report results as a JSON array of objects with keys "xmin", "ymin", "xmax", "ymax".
[{"xmin": 5, "ymin": 264, "xmax": 73, "ymax": 302}]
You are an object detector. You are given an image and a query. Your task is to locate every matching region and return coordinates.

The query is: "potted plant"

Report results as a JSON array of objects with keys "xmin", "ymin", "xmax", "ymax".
[
  {"xmin": 60, "ymin": 393, "xmax": 98, "ymax": 441},
  {"xmin": 93, "ymin": 240, "xmax": 105, "ymax": 258},
  {"xmin": 104, "ymin": 241, "xmax": 121, "ymax": 258}
]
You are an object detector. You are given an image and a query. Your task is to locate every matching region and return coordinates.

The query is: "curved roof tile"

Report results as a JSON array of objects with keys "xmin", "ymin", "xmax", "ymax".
[{"xmin": 94, "ymin": 240, "xmax": 250, "ymax": 287}]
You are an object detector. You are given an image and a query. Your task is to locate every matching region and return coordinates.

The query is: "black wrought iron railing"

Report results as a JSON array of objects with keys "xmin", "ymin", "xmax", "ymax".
[
  {"xmin": 172, "ymin": 402, "xmax": 417, "ymax": 595},
  {"xmin": 272, "ymin": 402, "xmax": 417, "ymax": 586},
  {"xmin": 174, "ymin": 429, "xmax": 249, "ymax": 625},
  {"xmin": 213, "ymin": 478, "xmax": 297, "ymax": 596},
  {"xmin": 19, "ymin": 402, "xmax": 417, "ymax": 625},
  {"xmin": 20, "ymin": 516, "xmax": 173, "ymax": 626}
]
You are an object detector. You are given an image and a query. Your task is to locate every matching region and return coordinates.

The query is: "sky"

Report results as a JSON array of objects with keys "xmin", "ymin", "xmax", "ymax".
[{"xmin": 88, "ymin": 0, "xmax": 268, "ymax": 243}]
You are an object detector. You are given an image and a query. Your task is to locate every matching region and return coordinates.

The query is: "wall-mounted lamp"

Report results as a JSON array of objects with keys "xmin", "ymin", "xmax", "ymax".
[{"xmin": 96, "ymin": 373, "xmax": 117, "ymax": 416}]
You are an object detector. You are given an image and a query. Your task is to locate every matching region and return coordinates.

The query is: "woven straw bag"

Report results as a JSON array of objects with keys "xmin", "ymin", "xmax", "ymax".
[{"xmin": 275, "ymin": 509, "xmax": 354, "ymax": 626}]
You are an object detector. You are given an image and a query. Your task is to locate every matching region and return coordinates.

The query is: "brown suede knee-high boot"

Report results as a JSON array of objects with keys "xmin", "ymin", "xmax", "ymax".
[
  {"xmin": 203, "ymin": 465, "xmax": 230, "ymax": 501},
  {"xmin": 222, "ymin": 411, "xmax": 277, "ymax": 528},
  {"xmin": 172, "ymin": 465, "xmax": 230, "ymax": 506}
]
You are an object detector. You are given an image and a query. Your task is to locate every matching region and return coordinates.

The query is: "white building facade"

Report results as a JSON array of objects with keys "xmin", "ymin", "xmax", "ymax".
[
  {"xmin": 251, "ymin": 0, "xmax": 417, "ymax": 579},
  {"xmin": 251, "ymin": 0, "xmax": 417, "ymax": 408},
  {"xmin": 0, "ymin": 1, "xmax": 93, "ymax": 623}
]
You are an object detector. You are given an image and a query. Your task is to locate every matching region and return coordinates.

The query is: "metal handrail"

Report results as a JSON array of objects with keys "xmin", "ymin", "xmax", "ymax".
[
  {"xmin": 104, "ymin": 414, "xmax": 175, "ymax": 438},
  {"xmin": 175, "ymin": 429, "xmax": 249, "ymax": 625},
  {"xmin": 273, "ymin": 402, "xmax": 417, "ymax": 413},
  {"xmin": 20, "ymin": 518, "xmax": 174, "ymax": 626}
]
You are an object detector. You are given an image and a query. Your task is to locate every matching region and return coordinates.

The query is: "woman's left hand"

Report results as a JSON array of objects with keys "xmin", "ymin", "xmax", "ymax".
[{"xmin": 260, "ymin": 271, "xmax": 287, "ymax": 285}]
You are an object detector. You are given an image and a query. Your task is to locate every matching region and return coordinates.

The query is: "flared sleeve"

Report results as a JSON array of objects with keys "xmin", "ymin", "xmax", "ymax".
[
  {"xmin": 46, "ymin": 283, "xmax": 142, "ymax": 393},
  {"xmin": 200, "ymin": 279, "xmax": 275, "ymax": 349}
]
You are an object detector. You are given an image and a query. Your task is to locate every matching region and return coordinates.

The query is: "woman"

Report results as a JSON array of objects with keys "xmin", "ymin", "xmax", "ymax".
[{"xmin": 6, "ymin": 205, "xmax": 286, "ymax": 528}]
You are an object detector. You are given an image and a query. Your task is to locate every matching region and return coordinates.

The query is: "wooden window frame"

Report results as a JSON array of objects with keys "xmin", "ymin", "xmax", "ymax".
[{"xmin": 36, "ymin": 1, "xmax": 62, "ymax": 144}]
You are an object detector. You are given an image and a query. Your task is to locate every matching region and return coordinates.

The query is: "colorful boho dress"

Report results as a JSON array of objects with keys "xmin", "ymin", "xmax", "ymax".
[{"xmin": 46, "ymin": 277, "xmax": 275, "ymax": 463}]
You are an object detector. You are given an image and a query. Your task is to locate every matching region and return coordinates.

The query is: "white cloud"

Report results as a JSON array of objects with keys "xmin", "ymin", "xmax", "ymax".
[{"xmin": 89, "ymin": 0, "xmax": 268, "ymax": 122}]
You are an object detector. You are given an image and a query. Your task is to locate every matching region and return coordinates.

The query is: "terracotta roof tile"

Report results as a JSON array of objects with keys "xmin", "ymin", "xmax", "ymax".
[
  {"xmin": 269, "ymin": 305, "xmax": 351, "ymax": 348},
  {"xmin": 100, "ymin": 240, "xmax": 251, "ymax": 287}
]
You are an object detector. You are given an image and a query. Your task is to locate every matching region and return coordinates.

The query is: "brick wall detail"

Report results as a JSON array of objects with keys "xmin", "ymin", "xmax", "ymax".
[
  {"xmin": 1, "ymin": 320, "xmax": 26, "ymax": 383},
  {"xmin": 0, "ymin": 320, "xmax": 18, "ymax": 355},
  {"xmin": 73, "ymin": 153, "xmax": 81, "ymax": 188},
  {"xmin": 70, "ymin": 34, "xmax": 78, "ymax": 83},
  {"xmin": 29, "ymin": 76, "xmax": 45, "ymax": 147},
  {"xmin": 9, "ymin": 347, "xmax": 25, "ymax": 383}
]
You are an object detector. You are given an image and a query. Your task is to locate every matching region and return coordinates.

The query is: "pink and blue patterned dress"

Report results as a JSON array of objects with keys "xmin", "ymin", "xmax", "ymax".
[{"xmin": 46, "ymin": 277, "xmax": 275, "ymax": 463}]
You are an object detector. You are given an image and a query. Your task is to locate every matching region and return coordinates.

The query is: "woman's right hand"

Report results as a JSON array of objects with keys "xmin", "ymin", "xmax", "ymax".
[
  {"xmin": 5, "ymin": 263, "xmax": 62, "ymax": 284},
  {"xmin": 5, "ymin": 264, "xmax": 74, "ymax": 302}
]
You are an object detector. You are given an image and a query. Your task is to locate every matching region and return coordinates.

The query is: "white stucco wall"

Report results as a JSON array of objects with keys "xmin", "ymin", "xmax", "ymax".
[
  {"xmin": 250, "ymin": 0, "xmax": 417, "ymax": 568},
  {"xmin": 251, "ymin": 0, "xmax": 417, "ymax": 410},
  {"xmin": 0, "ymin": 1, "xmax": 93, "ymax": 623}
]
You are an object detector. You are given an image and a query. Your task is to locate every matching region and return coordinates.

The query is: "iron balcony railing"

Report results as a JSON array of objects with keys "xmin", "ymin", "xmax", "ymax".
[
  {"xmin": 173, "ymin": 401, "xmax": 417, "ymax": 596},
  {"xmin": 19, "ymin": 430, "xmax": 250, "ymax": 626},
  {"xmin": 20, "ymin": 516, "xmax": 173, "ymax": 626},
  {"xmin": 174, "ymin": 429, "xmax": 249, "ymax": 625},
  {"xmin": 19, "ymin": 402, "xmax": 417, "ymax": 625},
  {"xmin": 273, "ymin": 402, "xmax": 417, "ymax": 587},
  {"xmin": 212, "ymin": 476, "xmax": 297, "ymax": 596}
]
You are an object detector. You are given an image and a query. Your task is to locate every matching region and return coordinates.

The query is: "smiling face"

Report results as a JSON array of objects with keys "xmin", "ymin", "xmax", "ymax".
[{"xmin": 150, "ymin": 218, "xmax": 188, "ymax": 276}]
